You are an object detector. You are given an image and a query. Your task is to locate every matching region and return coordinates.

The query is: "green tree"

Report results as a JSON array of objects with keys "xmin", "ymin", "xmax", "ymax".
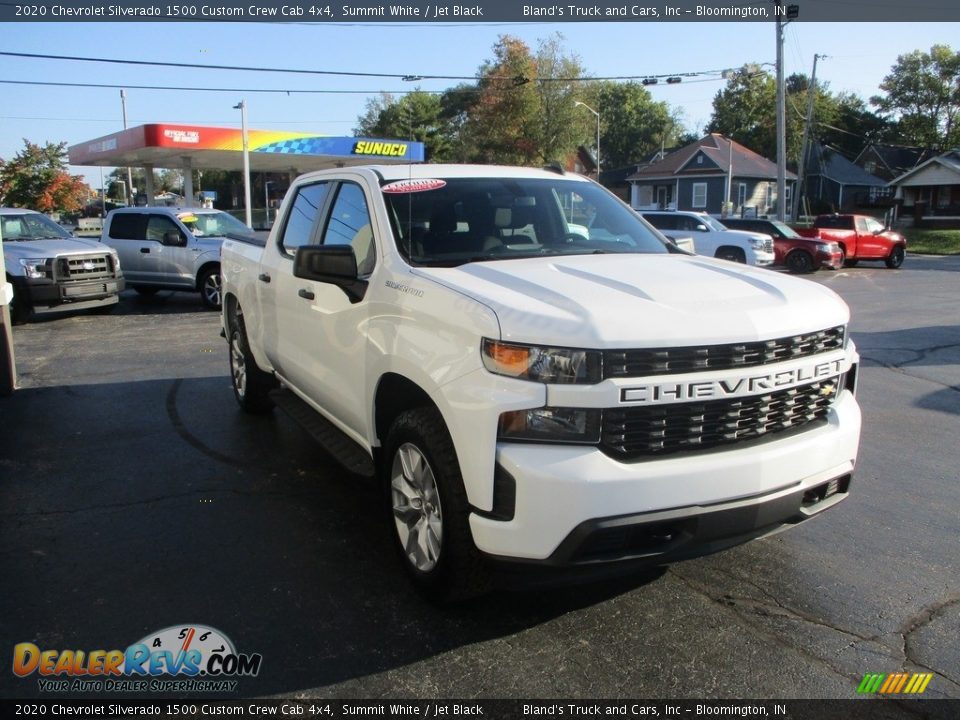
[
  {"xmin": 708, "ymin": 68, "xmax": 778, "ymax": 159},
  {"xmin": 355, "ymin": 90, "xmax": 454, "ymax": 162},
  {"xmin": 871, "ymin": 44, "xmax": 960, "ymax": 149},
  {"xmin": 709, "ymin": 67, "xmax": 888, "ymax": 165},
  {"xmin": 581, "ymin": 81, "xmax": 681, "ymax": 169},
  {"xmin": 531, "ymin": 34, "xmax": 591, "ymax": 166},
  {"xmin": 0, "ymin": 140, "xmax": 91, "ymax": 213},
  {"xmin": 466, "ymin": 35, "xmax": 542, "ymax": 164}
]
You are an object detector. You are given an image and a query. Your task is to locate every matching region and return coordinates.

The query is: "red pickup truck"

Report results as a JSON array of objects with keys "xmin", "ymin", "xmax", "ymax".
[{"xmin": 794, "ymin": 214, "xmax": 906, "ymax": 269}]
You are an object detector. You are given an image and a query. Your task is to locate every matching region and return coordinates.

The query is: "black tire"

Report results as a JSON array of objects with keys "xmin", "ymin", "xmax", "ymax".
[
  {"xmin": 384, "ymin": 406, "xmax": 490, "ymax": 601},
  {"xmin": 885, "ymin": 245, "xmax": 905, "ymax": 269},
  {"xmin": 228, "ymin": 307, "xmax": 275, "ymax": 414},
  {"xmin": 199, "ymin": 266, "xmax": 222, "ymax": 310},
  {"xmin": 133, "ymin": 286, "xmax": 160, "ymax": 297},
  {"xmin": 715, "ymin": 247, "xmax": 746, "ymax": 264},
  {"xmin": 785, "ymin": 250, "xmax": 816, "ymax": 274}
]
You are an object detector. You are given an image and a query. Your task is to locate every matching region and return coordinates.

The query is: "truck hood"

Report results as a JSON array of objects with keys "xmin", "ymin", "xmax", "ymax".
[
  {"xmin": 413, "ymin": 254, "xmax": 849, "ymax": 348},
  {"xmin": 2, "ymin": 236, "xmax": 113, "ymax": 259}
]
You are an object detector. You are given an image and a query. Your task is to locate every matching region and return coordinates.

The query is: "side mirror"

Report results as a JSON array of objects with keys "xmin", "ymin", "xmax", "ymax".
[
  {"xmin": 695, "ymin": 224, "xmax": 708, "ymax": 232},
  {"xmin": 293, "ymin": 245, "xmax": 367, "ymax": 303},
  {"xmin": 163, "ymin": 231, "xmax": 187, "ymax": 247}
]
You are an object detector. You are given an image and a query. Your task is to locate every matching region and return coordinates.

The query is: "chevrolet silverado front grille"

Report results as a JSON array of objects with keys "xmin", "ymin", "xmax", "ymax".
[
  {"xmin": 603, "ymin": 326, "xmax": 844, "ymax": 378},
  {"xmin": 600, "ymin": 377, "xmax": 839, "ymax": 459}
]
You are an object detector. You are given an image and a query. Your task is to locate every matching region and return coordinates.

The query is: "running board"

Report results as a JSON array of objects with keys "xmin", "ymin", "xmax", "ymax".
[{"xmin": 269, "ymin": 389, "xmax": 376, "ymax": 477}]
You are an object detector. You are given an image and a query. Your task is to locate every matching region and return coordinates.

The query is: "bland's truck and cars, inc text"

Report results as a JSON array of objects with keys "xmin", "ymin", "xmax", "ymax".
[{"xmin": 220, "ymin": 164, "xmax": 861, "ymax": 599}]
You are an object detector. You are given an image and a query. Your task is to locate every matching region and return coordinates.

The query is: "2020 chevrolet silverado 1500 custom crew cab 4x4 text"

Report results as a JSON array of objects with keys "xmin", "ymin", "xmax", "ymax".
[
  {"xmin": 220, "ymin": 165, "xmax": 862, "ymax": 598},
  {"xmin": 2, "ymin": 207, "xmax": 124, "ymax": 322}
]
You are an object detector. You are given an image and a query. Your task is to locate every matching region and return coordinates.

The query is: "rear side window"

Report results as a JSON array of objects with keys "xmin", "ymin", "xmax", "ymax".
[
  {"xmin": 280, "ymin": 182, "xmax": 331, "ymax": 254},
  {"xmin": 322, "ymin": 183, "xmax": 375, "ymax": 276},
  {"xmin": 643, "ymin": 214, "xmax": 676, "ymax": 230},
  {"xmin": 108, "ymin": 213, "xmax": 145, "ymax": 240}
]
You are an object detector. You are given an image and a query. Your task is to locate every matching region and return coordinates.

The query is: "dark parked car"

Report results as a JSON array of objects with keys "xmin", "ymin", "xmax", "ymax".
[{"xmin": 721, "ymin": 217, "xmax": 843, "ymax": 273}]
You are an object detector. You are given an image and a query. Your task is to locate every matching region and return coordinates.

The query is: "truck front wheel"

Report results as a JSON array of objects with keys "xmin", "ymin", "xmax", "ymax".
[
  {"xmin": 228, "ymin": 309, "xmax": 274, "ymax": 414},
  {"xmin": 785, "ymin": 250, "xmax": 816, "ymax": 274},
  {"xmin": 885, "ymin": 246, "xmax": 905, "ymax": 269},
  {"xmin": 384, "ymin": 407, "xmax": 489, "ymax": 600},
  {"xmin": 715, "ymin": 247, "xmax": 746, "ymax": 263},
  {"xmin": 199, "ymin": 266, "xmax": 222, "ymax": 310}
]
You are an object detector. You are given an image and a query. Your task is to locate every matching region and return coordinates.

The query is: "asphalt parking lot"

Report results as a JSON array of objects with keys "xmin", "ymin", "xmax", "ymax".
[{"xmin": 1, "ymin": 256, "xmax": 958, "ymax": 702}]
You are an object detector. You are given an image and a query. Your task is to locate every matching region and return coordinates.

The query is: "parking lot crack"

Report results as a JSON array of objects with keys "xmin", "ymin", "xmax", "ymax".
[
  {"xmin": 166, "ymin": 378, "xmax": 255, "ymax": 469},
  {"xmin": 898, "ymin": 593, "xmax": 960, "ymax": 686},
  {"xmin": 860, "ymin": 350, "xmax": 960, "ymax": 394},
  {"xmin": 668, "ymin": 568, "xmax": 887, "ymax": 681}
]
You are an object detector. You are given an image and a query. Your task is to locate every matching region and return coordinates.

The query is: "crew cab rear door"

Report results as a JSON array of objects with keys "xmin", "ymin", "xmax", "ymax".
[{"xmin": 263, "ymin": 178, "xmax": 376, "ymax": 439}]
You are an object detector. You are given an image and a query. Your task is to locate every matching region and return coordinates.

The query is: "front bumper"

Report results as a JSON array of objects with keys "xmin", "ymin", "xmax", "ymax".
[
  {"xmin": 752, "ymin": 249, "xmax": 776, "ymax": 267},
  {"xmin": 818, "ymin": 250, "xmax": 844, "ymax": 270},
  {"xmin": 469, "ymin": 389, "xmax": 860, "ymax": 563},
  {"xmin": 18, "ymin": 277, "xmax": 124, "ymax": 312}
]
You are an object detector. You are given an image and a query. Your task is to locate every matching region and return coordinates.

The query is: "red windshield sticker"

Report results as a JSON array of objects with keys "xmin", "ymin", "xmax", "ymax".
[{"xmin": 381, "ymin": 179, "xmax": 447, "ymax": 194}]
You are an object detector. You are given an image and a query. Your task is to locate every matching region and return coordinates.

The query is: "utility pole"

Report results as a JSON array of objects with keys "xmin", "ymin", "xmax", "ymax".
[
  {"xmin": 233, "ymin": 100, "xmax": 253, "ymax": 229},
  {"xmin": 794, "ymin": 54, "xmax": 827, "ymax": 221},
  {"xmin": 775, "ymin": 0, "xmax": 786, "ymax": 221},
  {"xmin": 120, "ymin": 89, "xmax": 134, "ymax": 204}
]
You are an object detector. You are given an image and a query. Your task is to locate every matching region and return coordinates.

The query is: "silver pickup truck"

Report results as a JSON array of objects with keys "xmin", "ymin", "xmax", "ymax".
[
  {"xmin": 2, "ymin": 207, "xmax": 124, "ymax": 322},
  {"xmin": 102, "ymin": 207, "xmax": 258, "ymax": 309}
]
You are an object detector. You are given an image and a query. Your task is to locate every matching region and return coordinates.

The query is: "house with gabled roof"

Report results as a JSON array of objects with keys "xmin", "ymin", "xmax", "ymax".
[
  {"xmin": 801, "ymin": 142, "xmax": 888, "ymax": 213},
  {"xmin": 854, "ymin": 143, "xmax": 937, "ymax": 183},
  {"xmin": 888, "ymin": 148, "xmax": 960, "ymax": 225},
  {"xmin": 626, "ymin": 134, "xmax": 795, "ymax": 217}
]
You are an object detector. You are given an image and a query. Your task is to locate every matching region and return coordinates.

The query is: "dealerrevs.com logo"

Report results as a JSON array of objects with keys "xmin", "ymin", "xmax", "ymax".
[{"xmin": 12, "ymin": 624, "xmax": 262, "ymax": 693}]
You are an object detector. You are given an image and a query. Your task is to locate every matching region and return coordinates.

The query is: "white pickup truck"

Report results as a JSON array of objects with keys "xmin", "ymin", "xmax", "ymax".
[{"xmin": 220, "ymin": 164, "xmax": 861, "ymax": 599}]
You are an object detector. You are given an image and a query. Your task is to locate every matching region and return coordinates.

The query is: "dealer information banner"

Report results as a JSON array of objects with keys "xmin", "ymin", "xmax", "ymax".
[{"xmin": 2, "ymin": 0, "xmax": 959, "ymax": 23}]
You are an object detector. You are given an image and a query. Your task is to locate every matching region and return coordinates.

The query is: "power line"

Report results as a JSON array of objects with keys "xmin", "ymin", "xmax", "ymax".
[
  {"xmin": 0, "ymin": 50, "xmax": 733, "ymax": 84},
  {"xmin": 0, "ymin": 79, "xmax": 443, "ymax": 95}
]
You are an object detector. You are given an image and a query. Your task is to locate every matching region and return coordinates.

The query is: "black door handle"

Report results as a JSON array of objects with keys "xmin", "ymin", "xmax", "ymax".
[
  {"xmin": 140, "ymin": 248, "xmax": 150, "ymax": 254},
  {"xmin": 298, "ymin": 289, "xmax": 315, "ymax": 301},
  {"xmin": 258, "ymin": 273, "xmax": 271, "ymax": 283}
]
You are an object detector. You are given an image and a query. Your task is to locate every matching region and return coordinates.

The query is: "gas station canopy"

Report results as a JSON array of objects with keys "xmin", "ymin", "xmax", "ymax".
[{"xmin": 68, "ymin": 123, "xmax": 425, "ymax": 173}]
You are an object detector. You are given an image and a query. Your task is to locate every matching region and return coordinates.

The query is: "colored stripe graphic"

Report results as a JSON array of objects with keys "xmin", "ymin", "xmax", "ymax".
[
  {"xmin": 858, "ymin": 672, "xmax": 932, "ymax": 694},
  {"xmin": 857, "ymin": 673, "xmax": 885, "ymax": 693}
]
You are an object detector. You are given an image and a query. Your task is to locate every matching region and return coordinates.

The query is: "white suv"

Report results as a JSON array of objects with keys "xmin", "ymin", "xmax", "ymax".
[{"xmin": 638, "ymin": 210, "xmax": 774, "ymax": 266}]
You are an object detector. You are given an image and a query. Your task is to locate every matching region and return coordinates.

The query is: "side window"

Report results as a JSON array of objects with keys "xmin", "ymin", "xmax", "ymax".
[
  {"xmin": 645, "ymin": 214, "xmax": 675, "ymax": 230},
  {"xmin": 146, "ymin": 215, "xmax": 181, "ymax": 243},
  {"xmin": 280, "ymin": 181, "xmax": 331, "ymax": 255},
  {"xmin": 322, "ymin": 183, "xmax": 375, "ymax": 276},
  {"xmin": 108, "ymin": 213, "xmax": 145, "ymax": 240},
  {"xmin": 692, "ymin": 183, "xmax": 707, "ymax": 209}
]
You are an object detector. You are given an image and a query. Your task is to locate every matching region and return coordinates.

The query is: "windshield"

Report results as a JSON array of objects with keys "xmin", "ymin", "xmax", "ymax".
[
  {"xmin": 702, "ymin": 216, "xmax": 730, "ymax": 232},
  {"xmin": 382, "ymin": 177, "xmax": 669, "ymax": 266},
  {"xmin": 770, "ymin": 220, "xmax": 802, "ymax": 239},
  {"xmin": 177, "ymin": 211, "xmax": 255, "ymax": 239},
  {"xmin": 1, "ymin": 213, "xmax": 73, "ymax": 241}
]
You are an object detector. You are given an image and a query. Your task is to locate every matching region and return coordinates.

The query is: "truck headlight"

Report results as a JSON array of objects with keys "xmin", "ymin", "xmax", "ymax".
[
  {"xmin": 110, "ymin": 250, "xmax": 121, "ymax": 271},
  {"xmin": 481, "ymin": 339, "xmax": 601, "ymax": 384},
  {"xmin": 19, "ymin": 258, "xmax": 51, "ymax": 279},
  {"xmin": 749, "ymin": 237, "xmax": 769, "ymax": 250},
  {"xmin": 498, "ymin": 407, "xmax": 602, "ymax": 444}
]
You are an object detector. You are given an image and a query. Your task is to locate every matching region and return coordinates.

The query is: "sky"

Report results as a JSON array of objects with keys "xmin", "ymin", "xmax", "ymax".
[{"xmin": 0, "ymin": 20, "xmax": 954, "ymax": 185}]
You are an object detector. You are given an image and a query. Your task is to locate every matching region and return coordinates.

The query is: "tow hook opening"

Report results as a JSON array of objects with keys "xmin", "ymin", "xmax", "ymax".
[{"xmin": 802, "ymin": 474, "xmax": 851, "ymax": 508}]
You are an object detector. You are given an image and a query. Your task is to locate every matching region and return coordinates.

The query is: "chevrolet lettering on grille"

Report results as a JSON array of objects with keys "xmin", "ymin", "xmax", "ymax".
[{"xmin": 620, "ymin": 357, "xmax": 845, "ymax": 404}]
